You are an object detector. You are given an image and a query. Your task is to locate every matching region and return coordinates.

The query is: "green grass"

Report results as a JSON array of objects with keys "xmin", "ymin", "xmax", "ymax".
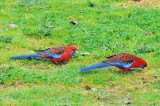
[{"xmin": 0, "ymin": 0, "xmax": 160, "ymax": 105}]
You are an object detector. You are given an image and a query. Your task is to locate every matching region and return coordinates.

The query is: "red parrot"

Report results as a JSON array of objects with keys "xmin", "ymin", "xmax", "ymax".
[
  {"xmin": 79, "ymin": 53, "xmax": 148, "ymax": 73},
  {"xmin": 11, "ymin": 46, "xmax": 77, "ymax": 64}
]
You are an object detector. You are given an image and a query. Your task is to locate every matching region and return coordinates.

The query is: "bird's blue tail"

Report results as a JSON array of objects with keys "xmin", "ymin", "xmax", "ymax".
[
  {"xmin": 79, "ymin": 62, "xmax": 112, "ymax": 71},
  {"xmin": 10, "ymin": 54, "xmax": 41, "ymax": 59}
]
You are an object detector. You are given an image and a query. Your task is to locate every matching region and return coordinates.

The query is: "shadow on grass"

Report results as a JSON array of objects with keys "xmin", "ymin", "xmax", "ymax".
[
  {"xmin": 11, "ymin": 57, "xmax": 68, "ymax": 65},
  {"xmin": 79, "ymin": 68, "xmax": 141, "ymax": 74}
]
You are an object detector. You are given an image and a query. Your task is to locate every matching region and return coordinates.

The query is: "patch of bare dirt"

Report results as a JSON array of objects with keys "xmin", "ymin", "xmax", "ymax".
[{"xmin": 119, "ymin": 0, "xmax": 160, "ymax": 7}]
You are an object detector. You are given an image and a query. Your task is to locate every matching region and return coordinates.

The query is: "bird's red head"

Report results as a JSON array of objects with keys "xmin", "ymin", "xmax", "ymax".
[
  {"xmin": 139, "ymin": 59, "xmax": 148, "ymax": 69},
  {"xmin": 144, "ymin": 61, "xmax": 148, "ymax": 67},
  {"xmin": 66, "ymin": 46, "xmax": 77, "ymax": 55},
  {"xmin": 144, "ymin": 60, "xmax": 148, "ymax": 67},
  {"xmin": 66, "ymin": 46, "xmax": 77, "ymax": 51}
]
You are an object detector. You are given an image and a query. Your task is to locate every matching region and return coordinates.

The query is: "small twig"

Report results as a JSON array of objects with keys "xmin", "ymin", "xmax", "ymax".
[{"xmin": 81, "ymin": 26, "xmax": 90, "ymax": 36}]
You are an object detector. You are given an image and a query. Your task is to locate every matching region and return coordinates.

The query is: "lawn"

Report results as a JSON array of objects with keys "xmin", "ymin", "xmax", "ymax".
[{"xmin": 0, "ymin": 0, "xmax": 160, "ymax": 105}]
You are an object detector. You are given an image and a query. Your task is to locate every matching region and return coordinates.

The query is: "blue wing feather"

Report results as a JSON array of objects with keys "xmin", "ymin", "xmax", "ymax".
[
  {"xmin": 11, "ymin": 54, "xmax": 41, "ymax": 59},
  {"xmin": 79, "ymin": 62, "xmax": 112, "ymax": 71},
  {"xmin": 103, "ymin": 60, "xmax": 134, "ymax": 68},
  {"xmin": 114, "ymin": 61, "xmax": 133, "ymax": 68},
  {"xmin": 43, "ymin": 52, "xmax": 62, "ymax": 59}
]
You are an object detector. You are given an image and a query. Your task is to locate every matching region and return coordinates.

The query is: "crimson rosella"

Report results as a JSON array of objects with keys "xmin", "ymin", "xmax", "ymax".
[
  {"xmin": 11, "ymin": 46, "xmax": 77, "ymax": 64},
  {"xmin": 79, "ymin": 53, "xmax": 147, "ymax": 73}
]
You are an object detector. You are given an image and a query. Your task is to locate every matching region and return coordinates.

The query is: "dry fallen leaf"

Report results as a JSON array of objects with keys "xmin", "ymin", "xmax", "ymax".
[
  {"xmin": 122, "ymin": 4, "xmax": 128, "ymax": 8},
  {"xmin": 144, "ymin": 32, "xmax": 155, "ymax": 36},
  {"xmin": 80, "ymin": 52, "xmax": 90, "ymax": 56},
  {"xmin": 123, "ymin": 96, "xmax": 133, "ymax": 104},
  {"xmin": 91, "ymin": 88, "xmax": 97, "ymax": 91},
  {"xmin": 45, "ymin": 26, "xmax": 54, "ymax": 28},
  {"xmin": 70, "ymin": 20, "xmax": 78, "ymax": 25},
  {"xmin": 85, "ymin": 85, "xmax": 91, "ymax": 90},
  {"xmin": 9, "ymin": 24, "xmax": 18, "ymax": 27},
  {"xmin": 84, "ymin": 85, "xmax": 97, "ymax": 91}
]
